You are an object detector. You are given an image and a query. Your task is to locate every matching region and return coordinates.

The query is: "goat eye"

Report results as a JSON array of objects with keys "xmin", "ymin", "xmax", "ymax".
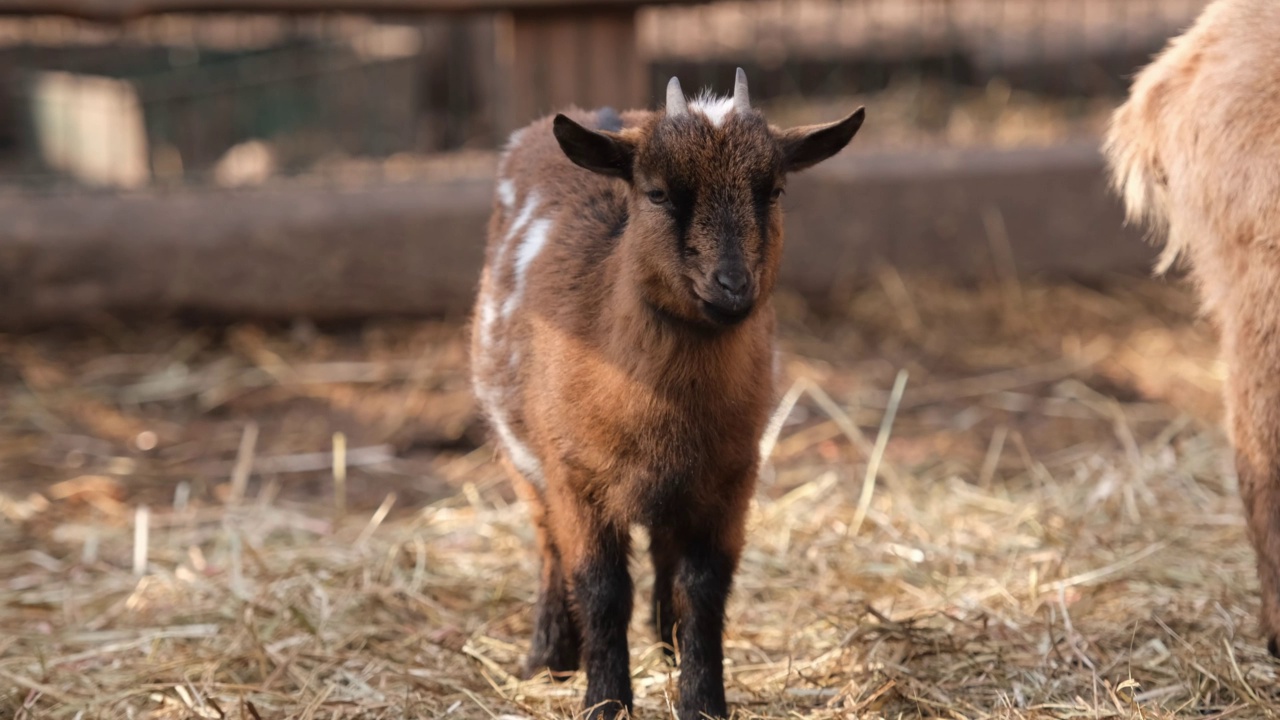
[
  {"xmin": 770, "ymin": 187, "xmax": 785, "ymax": 202},
  {"xmin": 647, "ymin": 189, "xmax": 669, "ymax": 205}
]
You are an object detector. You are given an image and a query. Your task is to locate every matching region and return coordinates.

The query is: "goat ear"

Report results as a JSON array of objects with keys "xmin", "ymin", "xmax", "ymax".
[
  {"xmin": 553, "ymin": 114, "xmax": 635, "ymax": 181},
  {"xmin": 778, "ymin": 107, "xmax": 865, "ymax": 173}
]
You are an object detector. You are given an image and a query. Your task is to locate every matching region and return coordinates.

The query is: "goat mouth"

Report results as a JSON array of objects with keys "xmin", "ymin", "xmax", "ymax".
[{"xmin": 699, "ymin": 298, "xmax": 753, "ymax": 325}]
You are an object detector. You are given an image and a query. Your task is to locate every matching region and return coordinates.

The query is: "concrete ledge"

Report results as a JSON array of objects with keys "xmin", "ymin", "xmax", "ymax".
[{"xmin": 0, "ymin": 142, "xmax": 1155, "ymax": 329}]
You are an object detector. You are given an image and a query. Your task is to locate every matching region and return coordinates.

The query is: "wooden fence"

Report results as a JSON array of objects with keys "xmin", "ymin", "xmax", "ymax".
[
  {"xmin": 0, "ymin": 141, "xmax": 1156, "ymax": 329},
  {"xmin": 0, "ymin": 0, "xmax": 706, "ymax": 136},
  {"xmin": 0, "ymin": 0, "xmax": 1163, "ymax": 327}
]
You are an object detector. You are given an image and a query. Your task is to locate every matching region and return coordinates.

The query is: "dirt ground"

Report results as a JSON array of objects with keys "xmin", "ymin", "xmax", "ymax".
[{"xmin": 2, "ymin": 273, "xmax": 1276, "ymax": 719}]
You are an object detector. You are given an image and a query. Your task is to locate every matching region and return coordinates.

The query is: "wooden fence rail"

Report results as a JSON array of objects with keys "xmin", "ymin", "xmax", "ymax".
[
  {"xmin": 0, "ymin": 0, "xmax": 700, "ymax": 20},
  {"xmin": 0, "ymin": 143, "xmax": 1155, "ymax": 329}
]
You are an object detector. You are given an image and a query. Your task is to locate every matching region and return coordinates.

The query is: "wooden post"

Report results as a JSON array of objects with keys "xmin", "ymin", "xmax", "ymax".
[{"xmin": 497, "ymin": 4, "xmax": 645, "ymax": 136}]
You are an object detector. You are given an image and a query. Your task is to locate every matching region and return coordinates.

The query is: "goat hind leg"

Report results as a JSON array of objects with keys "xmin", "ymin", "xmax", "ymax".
[
  {"xmin": 1225, "ymin": 346, "xmax": 1280, "ymax": 657},
  {"xmin": 527, "ymin": 541, "xmax": 581, "ymax": 677},
  {"xmin": 510, "ymin": 468, "xmax": 581, "ymax": 678}
]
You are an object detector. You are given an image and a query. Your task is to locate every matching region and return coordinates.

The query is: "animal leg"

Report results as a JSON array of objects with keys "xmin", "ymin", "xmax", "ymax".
[
  {"xmin": 670, "ymin": 516, "xmax": 746, "ymax": 720},
  {"xmin": 551, "ymin": 494, "xmax": 633, "ymax": 719},
  {"xmin": 1225, "ymin": 346, "xmax": 1280, "ymax": 657},
  {"xmin": 527, "ymin": 536, "xmax": 581, "ymax": 677},
  {"xmin": 509, "ymin": 466, "xmax": 581, "ymax": 678}
]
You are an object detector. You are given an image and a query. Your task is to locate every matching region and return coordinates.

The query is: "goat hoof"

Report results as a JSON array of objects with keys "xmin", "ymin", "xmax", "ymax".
[
  {"xmin": 583, "ymin": 699, "xmax": 631, "ymax": 720},
  {"xmin": 523, "ymin": 655, "xmax": 579, "ymax": 682}
]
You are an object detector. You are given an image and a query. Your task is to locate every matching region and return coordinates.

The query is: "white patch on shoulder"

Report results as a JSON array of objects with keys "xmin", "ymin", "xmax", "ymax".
[
  {"xmin": 514, "ymin": 218, "xmax": 552, "ymax": 278},
  {"xmin": 498, "ymin": 423, "xmax": 542, "ymax": 481},
  {"xmin": 503, "ymin": 217, "xmax": 553, "ymax": 318},
  {"xmin": 472, "ymin": 171, "xmax": 546, "ymax": 486},
  {"xmin": 473, "ymin": 378, "xmax": 543, "ymax": 484},
  {"xmin": 690, "ymin": 92, "xmax": 735, "ymax": 127},
  {"xmin": 505, "ymin": 191, "xmax": 540, "ymax": 244},
  {"xmin": 496, "ymin": 178, "xmax": 515, "ymax": 210},
  {"xmin": 478, "ymin": 191, "xmax": 541, "ymax": 353},
  {"xmin": 477, "ymin": 296, "xmax": 498, "ymax": 351}
]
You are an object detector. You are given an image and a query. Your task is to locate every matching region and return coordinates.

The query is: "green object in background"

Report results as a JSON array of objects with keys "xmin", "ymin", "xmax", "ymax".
[{"xmin": 15, "ymin": 37, "xmax": 421, "ymax": 186}]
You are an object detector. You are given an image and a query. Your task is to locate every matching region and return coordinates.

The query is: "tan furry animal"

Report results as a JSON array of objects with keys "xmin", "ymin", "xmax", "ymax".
[{"xmin": 1105, "ymin": 0, "xmax": 1280, "ymax": 656}]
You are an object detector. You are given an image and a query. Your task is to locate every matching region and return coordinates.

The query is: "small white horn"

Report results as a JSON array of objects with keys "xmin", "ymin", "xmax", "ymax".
[
  {"xmin": 666, "ymin": 76, "xmax": 688, "ymax": 117},
  {"xmin": 733, "ymin": 67, "xmax": 750, "ymax": 112}
]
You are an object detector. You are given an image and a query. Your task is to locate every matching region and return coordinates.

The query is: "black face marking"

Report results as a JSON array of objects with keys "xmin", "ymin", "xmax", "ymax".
[
  {"xmin": 668, "ymin": 182, "xmax": 696, "ymax": 256},
  {"xmin": 640, "ymin": 113, "xmax": 782, "ymax": 266},
  {"xmin": 751, "ymin": 178, "xmax": 778, "ymax": 245}
]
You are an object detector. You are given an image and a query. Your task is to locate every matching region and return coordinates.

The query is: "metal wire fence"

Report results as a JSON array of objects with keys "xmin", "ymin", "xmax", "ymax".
[{"xmin": 0, "ymin": 0, "xmax": 1208, "ymax": 192}]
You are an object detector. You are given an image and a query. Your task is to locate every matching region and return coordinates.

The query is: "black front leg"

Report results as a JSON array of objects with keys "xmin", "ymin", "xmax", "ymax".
[
  {"xmin": 673, "ymin": 536, "xmax": 738, "ymax": 720},
  {"xmin": 571, "ymin": 526, "xmax": 635, "ymax": 719}
]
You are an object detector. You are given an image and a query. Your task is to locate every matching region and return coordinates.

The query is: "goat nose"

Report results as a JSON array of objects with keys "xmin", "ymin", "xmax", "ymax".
[{"xmin": 715, "ymin": 268, "xmax": 749, "ymax": 295}]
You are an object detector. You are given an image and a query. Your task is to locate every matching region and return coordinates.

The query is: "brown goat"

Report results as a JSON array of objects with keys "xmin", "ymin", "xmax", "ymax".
[
  {"xmin": 470, "ymin": 70, "xmax": 863, "ymax": 719},
  {"xmin": 1104, "ymin": 0, "xmax": 1280, "ymax": 656}
]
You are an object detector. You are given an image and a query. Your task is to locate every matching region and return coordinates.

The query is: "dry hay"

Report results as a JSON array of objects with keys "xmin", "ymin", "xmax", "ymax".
[{"xmin": 2, "ymin": 275, "xmax": 1277, "ymax": 719}]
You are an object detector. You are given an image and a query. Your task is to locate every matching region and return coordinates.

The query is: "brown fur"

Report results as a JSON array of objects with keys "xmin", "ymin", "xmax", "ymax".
[
  {"xmin": 471, "ymin": 78, "xmax": 863, "ymax": 718},
  {"xmin": 1103, "ymin": 0, "xmax": 1280, "ymax": 656}
]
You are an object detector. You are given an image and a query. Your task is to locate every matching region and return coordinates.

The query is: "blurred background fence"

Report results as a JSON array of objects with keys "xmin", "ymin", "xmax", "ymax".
[
  {"xmin": 0, "ymin": 0, "xmax": 1209, "ymax": 326},
  {"xmin": 0, "ymin": 0, "xmax": 1208, "ymax": 190}
]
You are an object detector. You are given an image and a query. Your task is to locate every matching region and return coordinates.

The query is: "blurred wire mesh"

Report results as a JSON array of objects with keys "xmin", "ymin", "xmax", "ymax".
[{"xmin": 0, "ymin": 0, "xmax": 1207, "ymax": 192}]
